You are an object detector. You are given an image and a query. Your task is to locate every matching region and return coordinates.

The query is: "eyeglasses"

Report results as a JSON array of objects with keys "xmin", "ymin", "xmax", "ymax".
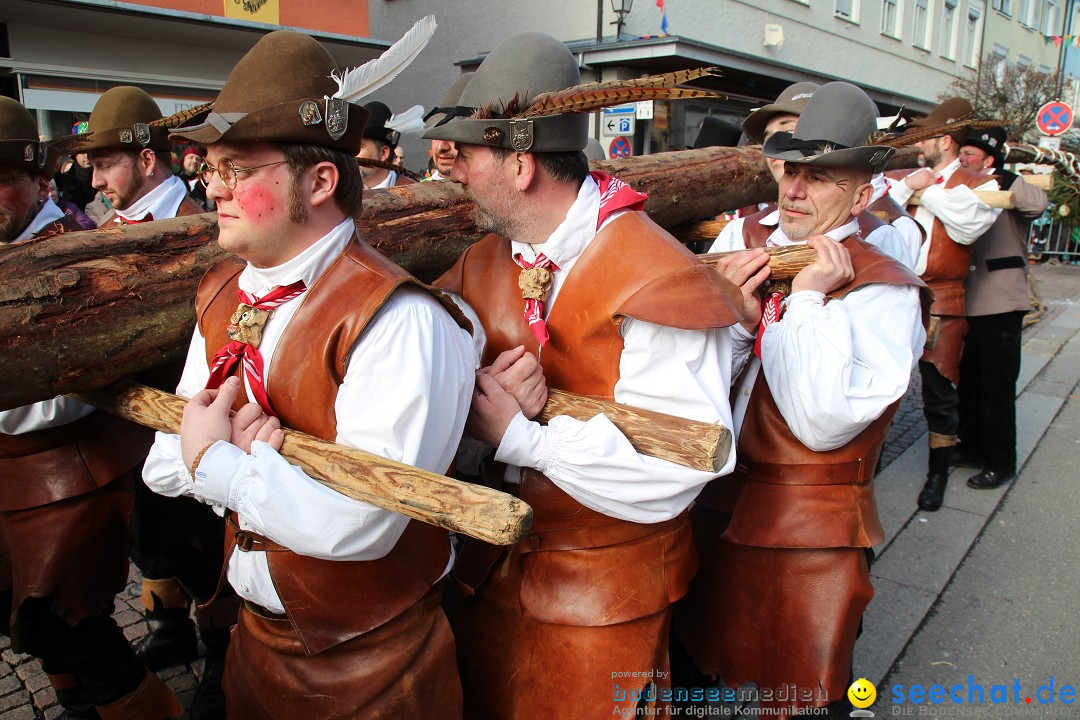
[{"xmin": 198, "ymin": 158, "xmax": 288, "ymax": 190}]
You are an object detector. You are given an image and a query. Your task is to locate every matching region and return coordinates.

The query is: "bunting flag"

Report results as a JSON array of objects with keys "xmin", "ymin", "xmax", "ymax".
[
  {"xmin": 657, "ymin": 0, "xmax": 670, "ymax": 35},
  {"xmin": 1044, "ymin": 33, "xmax": 1077, "ymax": 47}
]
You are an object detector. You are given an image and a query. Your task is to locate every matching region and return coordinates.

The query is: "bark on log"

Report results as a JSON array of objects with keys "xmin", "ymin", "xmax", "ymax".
[{"xmin": 1, "ymin": 146, "xmax": 776, "ymax": 409}]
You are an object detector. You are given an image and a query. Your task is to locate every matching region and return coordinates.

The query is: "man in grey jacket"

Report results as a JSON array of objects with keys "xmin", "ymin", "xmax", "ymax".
[{"xmin": 954, "ymin": 126, "xmax": 1048, "ymax": 490}]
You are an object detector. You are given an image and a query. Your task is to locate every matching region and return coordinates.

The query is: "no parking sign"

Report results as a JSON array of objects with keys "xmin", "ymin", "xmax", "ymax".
[
  {"xmin": 609, "ymin": 136, "xmax": 633, "ymax": 159},
  {"xmin": 1037, "ymin": 101, "xmax": 1073, "ymax": 136}
]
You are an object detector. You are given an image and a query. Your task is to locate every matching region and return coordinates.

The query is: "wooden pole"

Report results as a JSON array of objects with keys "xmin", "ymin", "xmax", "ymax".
[{"xmin": 74, "ymin": 382, "xmax": 533, "ymax": 546}]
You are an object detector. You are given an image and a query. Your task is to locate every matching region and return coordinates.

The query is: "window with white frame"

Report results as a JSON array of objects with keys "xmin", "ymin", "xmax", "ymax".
[
  {"xmin": 1018, "ymin": 53, "xmax": 1032, "ymax": 68},
  {"xmin": 836, "ymin": 0, "xmax": 860, "ymax": 21},
  {"xmin": 882, "ymin": 0, "xmax": 901, "ymax": 34},
  {"xmin": 1019, "ymin": 0, "xmax": 1032, "ymax": 25},
  {"xmin": 914, "ymin": 0, "xmax": 932, "ymax": 47},
  {"xmin": 1044, "ymin": 0, "xmax": 1060, "ymax": 34},
  {"xmin": 941, "ymin": 0, "xmax": 958, "ymax": 57},
  {"xmin": 991, "ymin": 42, "xmax": 1009, "ymax": 83},
  {"xmin": 965, "ymin": 0, "xmax": 984, "ymax": 66},
  {"xmin": 992, "ymin": 0, "xmax": 1011, "ymax": 15}
]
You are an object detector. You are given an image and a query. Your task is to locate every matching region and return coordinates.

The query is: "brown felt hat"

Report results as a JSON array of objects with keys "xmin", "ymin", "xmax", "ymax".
[
  {"xmin": 171, "ymin": 30, "xmax": 368, "ymax": 154},
  {"xmin": 423, "ymin": 32, "xmax": 588, "ymax": 152},
  {"xmin": 905, "ymin": 97, "xmax": 972, "ymax": 144},
  {"xmin": 742, "ymin": 82, "xmax": 820, "ymax": 145},
  {"xmin": 0, "ymin": 97, "xmax": 59, "ymax": 179},
  {"xmin": 79, "ymin": 86, "xmax": 171, "ymax": 154}
]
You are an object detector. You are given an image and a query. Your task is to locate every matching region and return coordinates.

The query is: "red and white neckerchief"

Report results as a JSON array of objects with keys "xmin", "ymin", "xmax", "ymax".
[
  {"xmin": 114, "ymin": 212, "xmax": 154, "ymax": 225},
  {"xmin": 205, "ymin": 280, "xmax": 307, "ymax": 416},
  {"xmin": 754, "ymin": 236, "xmax": 785, "ymax": 359},
  {"xmin": 513, "ymin": 172, "xmax": 648, "ymax": 348}
]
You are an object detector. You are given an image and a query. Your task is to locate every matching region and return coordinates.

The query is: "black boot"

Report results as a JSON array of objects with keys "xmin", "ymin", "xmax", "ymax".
[
  {"xmin": 918, "ymin": 446, "xmax": 952, "ymax": 511},
  {"xmin": 50, "ymin": 675, "xmax": 101, "ymax": 720},
  {"xmin": 188, "ymin": 626, "xmax": 230, "ymax": 720},
  {"xmin": 133, "ymin": 606, "xmax": 198, "ymax": 671}
]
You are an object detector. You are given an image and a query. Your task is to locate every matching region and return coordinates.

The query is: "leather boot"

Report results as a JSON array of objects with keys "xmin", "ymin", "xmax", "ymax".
[
  {"xmin": 918, "ymin": 446, "xmax": 952, "ymax": 512},
  {"xmin": 49, "ymin": 674, "xmax": 100, "ymax": 720},
  {"xmin": 188, "ymin": 626, "xmax": 230, "ymax": 720},
  {"xmin": 134, "ymin": 578, "xmax": 198, "ymax": 670},
  {"xmin": 95, "ymin": 669, "xmax": 184, "ymax": 720}
]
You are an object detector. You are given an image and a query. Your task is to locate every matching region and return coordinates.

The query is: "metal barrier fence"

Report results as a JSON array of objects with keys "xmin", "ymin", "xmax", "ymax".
[{"xmin": 1028, "ymin": 212, "xmax": 1080, "ymax": 263}]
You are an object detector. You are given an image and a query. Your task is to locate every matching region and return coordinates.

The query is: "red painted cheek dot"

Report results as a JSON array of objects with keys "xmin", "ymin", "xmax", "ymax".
[{"xmin": 1026, "ymin": 698, "xmax": 1031, "ymax": 704}]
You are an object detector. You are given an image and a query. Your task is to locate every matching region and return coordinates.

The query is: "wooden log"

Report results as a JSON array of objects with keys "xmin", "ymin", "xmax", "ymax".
[
  {"xmin": 908, "ymin": 189, "xmax": 1015, "ymax": 209},
  {"xmin": 699, "ymin": 244, "xmax": 820, "ymax": 279},
  {"xmin": 0, "ymin": 146, "xmax": 776, "ymax": 409},
  {"xmin": 538, "ymin": 389, "xmax": 730, "ymax": 473},
  {"xmin": 75, "ymin": 382, "xmax": 532, "ymax": 546}
]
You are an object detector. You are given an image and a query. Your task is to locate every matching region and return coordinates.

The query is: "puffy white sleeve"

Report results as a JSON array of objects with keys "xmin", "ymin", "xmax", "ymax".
[
  {"xmin": 758, "ymin": 283, "xmax": 924, "ymax": 450},
  {"xmin": 494, "ymin": 317, "xmax": 736, "ymax": 524},
  {"xmin": 152, "ymin": 288, "xmax": 475, "ymax": 561},
  {"xmin": 918, "ymin": 178, "xmax": 1001, "ymax": 246}
]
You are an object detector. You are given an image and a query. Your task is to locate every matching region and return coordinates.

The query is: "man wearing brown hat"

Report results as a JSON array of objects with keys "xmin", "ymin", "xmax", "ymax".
[
  {"xmin": 423, "ymin": 72, "xmax": 473, "ymax": 181},
  {"xmin": 0, "ymin": 97, "xmax": 184, "ymax": 719},
  {"xmin": 82, "ymin": 86, "xmax": 203, "ymax": 224},
  {"xmin": 887, "ymin": 97, "xmax": 1000, "ymax": 511},
  {"xmin": 357, "ymin": 100, "xmax": 417, "ymax": 188},
  {"xmin": 954, "ymin": 127, "xmax": 1047, "ymax": 491},
  {"xmin": 677, "ymin": 82, "xmax": 928, "ymax": 719},
  {"xmin": 427, "ymin": 31, "xmax": 742, "ymax": 718},
  {"xmin": 141, "ymin": 26, "xmax": 473, "ymax": 719}
]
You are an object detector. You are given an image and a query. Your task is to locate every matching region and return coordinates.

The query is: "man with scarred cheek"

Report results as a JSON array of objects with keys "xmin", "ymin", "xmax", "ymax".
[{"xmin": 676, "ymin": 82, "xmax": 928, "ymax": 720}]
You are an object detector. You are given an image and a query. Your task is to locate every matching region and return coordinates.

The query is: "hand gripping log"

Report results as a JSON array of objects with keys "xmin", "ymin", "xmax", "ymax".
[
  {"xmin": 699, "ymin": 244, "xmax": 820, "ymax": 279},
  {"xmin": 74, "ymin": 382, "xmax": 532, "ymax": 546}
]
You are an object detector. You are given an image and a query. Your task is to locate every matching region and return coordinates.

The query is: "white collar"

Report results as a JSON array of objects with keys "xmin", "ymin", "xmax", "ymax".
[
  {"xmin": 767, "ymin": 216, "xmax": 860, "ymax": 246},
  {"xmin": 13, "ymin": 199, "xmax": 65, "ymax": 244},
  {"xmin": 934, "ymin": 157, "xmax": 962, "ymax": 184},
  {"xmin": 428, "ymin": 170, "xmax": 447, "ymax": 181},
  {"xmin": 238, "ymin": 218, "xmax": 354, "ymax": 298},
  {"xmin": 869, "ymin": 172, "xmax": 889, "ymax": 203},
  {"xmin": 115, "ymin": 175, "xmax": 187, "ymax": 222},
  {"xmin": 367, "ymin": 170, "xmax": 397, "ymax": 190},
  {"xmin": 511, "ymin": 175, "xmax": 599, "ymax": 269}
]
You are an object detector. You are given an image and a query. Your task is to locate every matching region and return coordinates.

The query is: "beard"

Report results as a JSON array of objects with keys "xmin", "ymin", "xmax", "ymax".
[
  {"xmin": 779, "ymin": 203, "xmax": 816, "ymax": 240},
  {"xmin": 0, "ymin": 202, "xmax": 39, "ymax": 244},
  {"xmin": 470, "ymin": 188, "xmax": 519, "ymax": 239}
]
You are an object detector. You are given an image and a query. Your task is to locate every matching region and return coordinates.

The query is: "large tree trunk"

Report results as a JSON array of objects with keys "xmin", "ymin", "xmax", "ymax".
[{"xmin": 0, "ymin": 146, "xmax": 776, "ymax": 409}]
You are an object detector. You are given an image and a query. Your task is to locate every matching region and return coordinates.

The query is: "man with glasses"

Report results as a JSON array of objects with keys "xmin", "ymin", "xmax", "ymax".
[
  {"xmin": 142, "ymin": 29, "xmax": 473, "ymax": 719},
  {"xmin": 887, "ymin": 98, "xmax": 1000, "ymax": 512},
  {"xmin": 0, "ymin": 97, "xmax": 185, "ymax": 719}
]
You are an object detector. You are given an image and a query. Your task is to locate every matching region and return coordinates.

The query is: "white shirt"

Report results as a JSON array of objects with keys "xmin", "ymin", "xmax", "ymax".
[
  {"xmin": 870, "ymin": 173, "xmax": 922, "ymax": 270},
  {"xmin": 472, "ymin": 176, "xmax": 737, "ymax": 524},
  {"xmin": 142, "ymin": 218, "xmax": 475, "ymax": 613},
  {"xmin": 713, "ymin": 218, "xmax": 925, "ymax": 450},
  {"xmin": 708, "ymin": 204, "xmax": 916, "ymax": 269},
  {"xmin": 887, "ymin": 158, "xmax": 1001, "ymax": 274},
  {"xmin": 114, "ymin": 175, "xmax": 188, "ymax": 223},
  {"xmin": 12, "ymin": 198, "xmax": 64, "ymax": 244},
  {"xmin": 367, "ymin": 170, "xmax": 400, "ymax": 190},
  {"xmin": 0, "ymin": 200, "xmax": 96, "ymax": 435}
]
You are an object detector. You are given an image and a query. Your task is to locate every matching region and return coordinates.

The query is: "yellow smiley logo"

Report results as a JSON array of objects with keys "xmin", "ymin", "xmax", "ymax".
[{"xmin": 848, "ymin": 678, "xmax": 877, "ymax": 709}]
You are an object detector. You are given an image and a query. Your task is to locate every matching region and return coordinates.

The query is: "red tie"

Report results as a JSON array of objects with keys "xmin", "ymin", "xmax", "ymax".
[
  {"xmin": 754, "ymin": 291, "xmax": 784, "ymax": 359},
  {"xmin": 114, "ymin": 213, "xmax": 154, "ymax": 224},
  {"xmin": 205, "ymin": 280, "xmax": 307, "ymax": 416},
  {"xmin": 516, "ymin": 253, "xmax": 559, "ymax": 347}
]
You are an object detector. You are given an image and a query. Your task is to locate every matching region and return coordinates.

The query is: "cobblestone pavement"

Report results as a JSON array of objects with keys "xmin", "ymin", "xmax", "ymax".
[{"xmin": 2, "ymin": 264, "xmax": 1074, "ymax": 718}]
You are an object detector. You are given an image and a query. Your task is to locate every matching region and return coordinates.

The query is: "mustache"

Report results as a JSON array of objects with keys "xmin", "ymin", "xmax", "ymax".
[{"xmin": 781, "ymin": 202, "xmax": 813, "ymax": 214}]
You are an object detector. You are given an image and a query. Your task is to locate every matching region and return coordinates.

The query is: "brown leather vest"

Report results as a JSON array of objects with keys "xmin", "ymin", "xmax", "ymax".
[
  {"xmin": 699, "ymin": 235, "xmax": 928, "ymax": 549},
  {"xmin": 911, "ymin": 166, "xmax": 986, "ymax": 316},
  {"xmin": 0, "ymin": 211, "xmax": 154, "ymax": 511},
  {"xmin": 197, "ymin": 237, "xmax": 464, "ymax": 655},
  {"xmin": 436, "ymin": 211, "xmax": 742, "ymax": 624},
  {"xmin": 868, "ymin": 192, "xmax": 920, "ymax": 235}
]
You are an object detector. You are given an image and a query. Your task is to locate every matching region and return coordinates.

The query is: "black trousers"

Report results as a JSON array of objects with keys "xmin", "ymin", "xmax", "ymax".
[
  {"xmin": 920, "ymin": 360, "xmax": 960, "ymax": 437},
  {"xmin": 958, "ymin": 311, "xmax": 1025, "ymax": 474}
]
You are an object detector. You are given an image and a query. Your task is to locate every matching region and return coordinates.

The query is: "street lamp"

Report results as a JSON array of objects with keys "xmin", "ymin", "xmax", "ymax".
[{"xmin": 611, "ymin": 0, "xmax": 634, "ymax": 41}]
